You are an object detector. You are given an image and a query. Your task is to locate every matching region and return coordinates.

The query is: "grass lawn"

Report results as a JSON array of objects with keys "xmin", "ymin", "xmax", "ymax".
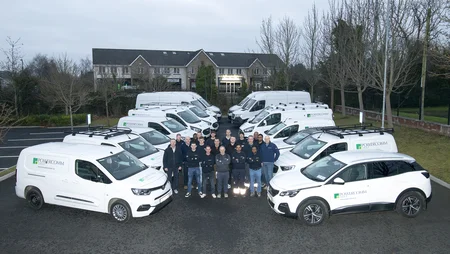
[
  {"xmin": 334, "ymin": 114, "xmax": 450, "ymax": 183},
  {"xmin": 0, "ymin": 166, "xmax": 16, "ymax": 177},
  {"xmin": 91, "ymin": 117, "xmax": 120, "ymax": 127},
  {"xmin": 393, "ymin": 106, "xmax": 449, "ymax": 124}
]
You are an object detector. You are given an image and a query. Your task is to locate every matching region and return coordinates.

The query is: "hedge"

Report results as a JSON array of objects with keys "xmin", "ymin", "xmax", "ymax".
[{"xmin": 18, "ymin": 114, "xmax": 87, "ymax": 127}]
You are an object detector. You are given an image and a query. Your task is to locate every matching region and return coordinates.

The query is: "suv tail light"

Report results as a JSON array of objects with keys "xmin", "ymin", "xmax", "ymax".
[{"xmin": 421, "ymin": 172, "xmax": 430, "ymax": 179}]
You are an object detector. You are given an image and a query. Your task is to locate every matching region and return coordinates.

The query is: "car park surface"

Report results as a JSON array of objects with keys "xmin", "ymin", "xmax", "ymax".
[{"xmin": 1, "ymin": 121, "xmax": 450, "ymax": 253}]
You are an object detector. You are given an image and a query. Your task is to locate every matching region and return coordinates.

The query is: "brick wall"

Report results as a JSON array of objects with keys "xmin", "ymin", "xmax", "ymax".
[{"xmin": 335, "ymin": 105, "xmax": 450, "ymax": 137}]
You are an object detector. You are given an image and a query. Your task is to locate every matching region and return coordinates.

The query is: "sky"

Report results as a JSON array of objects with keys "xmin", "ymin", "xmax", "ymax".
[{"xmin": 0, "ymin": 0, "xmax": 329, "ymax": 64}]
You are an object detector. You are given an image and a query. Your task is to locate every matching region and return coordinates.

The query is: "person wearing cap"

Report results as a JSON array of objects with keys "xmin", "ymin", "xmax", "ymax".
[
  {"xmin": 221, "ymin": 129, "xmax": 232, "ymax": 147},
  {"xmin": 215, "ymin": 146, "xmax": 231, "ymax": 198},
  {"xmin": 185, "ymin": 142, "xmax": 203, "ymax": 198},
  {"xmin": 247, "ymin": 146, "xmax": 262, "ymax": 197},
  {"xmin": 163, "ymin": 139, "xmax": 183, "ymax": 194},
  {"xmin": 200, "ymin": 145, "xmax": 216, "ymax": 198},
  {"xmin": 260, "ymin": 136, "xmax": 280, "ymax": 188},
  {"xmin": 231, "ymin": 144, "xmax": 247, "ymax": 197}
]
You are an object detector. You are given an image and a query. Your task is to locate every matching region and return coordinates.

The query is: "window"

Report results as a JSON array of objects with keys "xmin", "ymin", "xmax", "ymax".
[
  {"xmin": 164, "ymin": 67, "xmax": 170, "ymax": 74},
  {"xmin": 368, "ymin": 161, "xmax": 416, "ymax": 179},
  {"xmin": 314, "ymin": 143, "xmax": 348, "ymax": 161},
  {"xmin": 174, "ymin": 67, "xmax": 180, "ymax": 74},
  {"xmin": 111, "ymin": 67, "xmax": 117, "ymax": 73},
  {"xmin": 167, "ymin": 113, "xmax": 187, "ymax": 127},
  {"xmin": 118, "ymin": 137, "xmax": 158, "ymax": 159},
  {"xmin": 162, "ymin": 119, "xmax": 186, "ymax": 132},
  {"xmin": 201, "ymin": 61, "xmax": 205, "ymax": 66},
  {"xmin": 263, "ymin": 68, "xmax": 268, "ymax": 75},
  {"xmin": 335, "ymin": 163, "xmax": 368, "ymax": 183},
  {"xmin": 261, "ymin": 113, "xmax": 281, "ymax": 126},
  {"xmin": 253, "ymin": 68, "xmax": 260, "ymax": 75},
  {"xmin": 275, "ymin": 125, "xmax": 299, "ymax": 139},
  {"xmin": 138, "ymin": 67, "xmax": 144, "ymax": 74},
  {"xmin": 291, "ymin": 137, "xmax": 327, "ymax": 159},
  {"xmin": 154, "ymin": 67, "xmax": 160, "ymax": 74},
  {"xmin": 148, "ymin": 122, "xmax": 170, "ymax": 135},
  {"xmin": 301, "ymin": 156, "xmax": 346, "ymax": 182},
  {"xmin": 250, "ymin": 100, "xmax": 266, "ymax": 112},
  {"xmin": 236, "ymin": 69, "xmax": 242, "ymax": 75},
  {"xmin": 100, "ymin": 66, "xmax": 106, "ymax": 74},
  {"xmin": 219, "ymin": 69, "xmax": 224, "ymax": 75},
  {"xmin": 228, "ymin": 68, "xmax": 233, "ymax": 75},
  {"xmin": 140, "ymin": 130, "xmax": 170, "ymax": 145},
  {"xmin": 178, "ymin": 110, "xmax": 201, "ymax": 124},
  {"xmin": 191, "ymin": 67, "xmax": 195, "ymax": 74},
  {"xmin": 75, "ymin": 160, "xmax": 111, "ymax": 183},
  {"xmin": 123, "ymin": 67, "xmax": 129, "ymax": 74},
  {"xmin": 97, "ymin": 151, "xmax": 148, "ymax": 180}
]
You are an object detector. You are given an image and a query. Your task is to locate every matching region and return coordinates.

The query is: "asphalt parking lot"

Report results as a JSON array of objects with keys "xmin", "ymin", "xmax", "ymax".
[{"xmin": 1, "ymin": 121, "xmax": 450, "ymax": 253}]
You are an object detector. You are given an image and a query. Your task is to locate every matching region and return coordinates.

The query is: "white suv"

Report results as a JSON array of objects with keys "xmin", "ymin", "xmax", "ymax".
[{"xmin": 268, "ymin": 151, "xmax": 432, "ymax": 225}]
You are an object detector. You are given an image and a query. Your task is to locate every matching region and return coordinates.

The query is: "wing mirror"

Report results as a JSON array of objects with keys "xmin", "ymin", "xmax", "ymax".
[
  {"xmin": 333, "ymin": 177, "xmax": 345, "ymax": 185},
  {"xmin": 262, "ymin": 120, "xmax": 267, "ymax": 126}
]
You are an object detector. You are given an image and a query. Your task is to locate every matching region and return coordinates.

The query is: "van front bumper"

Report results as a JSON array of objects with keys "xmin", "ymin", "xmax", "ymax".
[
  {"xmin": 131, "ymin": 184, "xmax": 173, "ymax": 218},
  {"xmin": 267, "ymin": 191, "xmax": 297, "ymax": 218}
]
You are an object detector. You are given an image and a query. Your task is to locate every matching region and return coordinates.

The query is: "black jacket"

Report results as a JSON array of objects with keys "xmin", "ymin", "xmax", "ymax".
[
  {"xmin": 244, "ymin": 142, "xmax": 258, "ymax": 157},
  {"xmin": 226, "ymin": 143, "xmax": 236, "ymax": 155},
  {"xmin": 206, "ymin": 137, "xmax": 218, "ymax": 148},
  {"xmin": 185, "ymin": 149, "xmax": 200, "ymax": 168},
  {"xmin": 197, "ymin": 144, "xmax": 206, "ymax": 159},
  {"xmin": 211, "ymin": 145, "xmax": 221, "ymax": 156},
  {"xmin": 247, "ymin": 153, "xmax": 262, "ymax": 169},
  {"xmin": 163, "ymin": 146, "xmax": 183, "ymax": 169},
  {"xmin": 221, "ymin": 137, "xmax": 231, "ymax": 147},
  {"xmin": 231, "ymin": 151, "xmax": 246, "ymax": 170},
  {"xmin": 201, "ymin": 153, "xmax": 215, "ymax": 173},
  {"xmin": 215, "ymin": 153, "xmax": 231, "ymax": 172},
  {"xmin": 176, "ymin": 140, "xmax": 185, "ymax": 150},
  {"xmin": 236, "ymin": 138, "xmax": 247, "ymax": 148},
  {"xmin": 181, "ymin": 143, "xmax": 191, "ymax": 161}
]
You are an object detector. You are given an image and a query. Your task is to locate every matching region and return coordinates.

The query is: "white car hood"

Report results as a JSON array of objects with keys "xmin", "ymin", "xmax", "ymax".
[
  {"xmin": 122, "ymin": 168, "xmax": 167, "ymax": 188},
  {"xmin": 229, "ymin": 105, "xmax": 240, "ymax": 112},
  {"xmin": 154, "ymin": 142, "xmax": 170, "ymax": 151},
  {"xmin": 209, "ymin": 105, "xmax": 220, "ymax": 113},
  {"xmin": 275, "ymin": 151, "xmax": 310, "ymax": 169},
  {"xmin": 193, "ymin": 121, "xmax": 209, "ymax": 130},
  {"xmin": 240, "ymin": 122, "xmax": 254, "ymax": 131},
  {"xmin": 270, "ymin": 169, "xmax": 320, "ymax": 191},
  {"xmin": 140, "ymin": 150, "xmax": 164, "ymax": 168},
  {"xmin": 272, "ymin": 139, "xmax": 293, "ymax": 152},
  {"xmin": 179, "ymin": 129, "xmax": 195, "ymax": 138}
]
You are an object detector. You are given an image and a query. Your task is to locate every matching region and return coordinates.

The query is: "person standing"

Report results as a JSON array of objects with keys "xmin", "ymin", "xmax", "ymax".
[
  {"xmin": 247, "ymin": 146, "xmax": 262, "ymax": 197},
  {"xmin": 211, "ymin": 139, "xmax": 221, "ymax": 156},
  {"xmin": 221, "ymin": 129, "xmax": 232, "ymax": 147},
  {"xmin": 257, "ymin": 134, "xmax": 264, "ymax": 147},
  {"xmin": 185, "ymin": 143, "xmax": 203, "ymax": 198},
  {"xmin": 175, "ymin": 134, "xmax": 184, "ymax": 150},
  {"xmin": 253, "ymin": 131, "xmax": 259, "ymax": 141},
  {"xmin": 244, "ymin": 136, "xmax": 257, "ymax": 157},
  {"xmin": 206, "ymin": 130, "xmax": 218, "ymax": 148},
  {"xmin": 201, "ymin": 146, "xmax": 216, "ymax": 198},
  {"xmin": 163, "ymin": 139, "xmax": 183, "ymax": 194},
  {"xmin": 226, "ymin": 136, "xmax": 237, "ymax": 156},
  {"xmin": 215, "ymin": 146, "xmax": 231, "ymax": 198},
  {"xmin": 197, "ymin": 137, "xmax": 206, "ymax": 158},
  {"xmin": 259, "ymin": 136, "xmax": 280, "ymax": 188},
  {"xmin": 236, "ymin": 133, "xmax": 247, "ymax": 150},
  {"xmin": 192, "ymin": 133, "xmax": 199, "ymax": 145},
  {"xmin": 181, "ymin": 136, "xmax": 192, "ymax": 190},
  {"xmin": 231, "ymin": 144, "xmax": 247, "ymax": 197}
]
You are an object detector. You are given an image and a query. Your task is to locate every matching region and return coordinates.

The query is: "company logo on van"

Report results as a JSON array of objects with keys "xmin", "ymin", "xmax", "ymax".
[
  {"xmin": 32, "ymin": 157, "xmax": 65, "ymax": 166},
  {"xmin": 307, "ymin": 113, "xmax": 329, "ymax": 118},
  {"xmin": 356, "ymin": 141, "xmax": 388, "ymax": 150},
  {"xmin": 123, "ymin": 122, "xmax": 143, "ymax": 127},
  {"xmin": 123, "ymin": 122, "xmax": 127, "ymax": 126}
]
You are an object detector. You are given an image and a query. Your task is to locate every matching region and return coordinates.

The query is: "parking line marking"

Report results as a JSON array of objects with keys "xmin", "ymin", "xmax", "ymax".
[
  {"xmin": 7, "ymin": 138, "xmax": 64, "ymax": 142},
  {"xmin": 0, "ymin": 146, "xmax": 28, "ymax": 149},
  {"xmin": 29, "ymin": 132, "xmax": 64, "ymax": 135},
  {"xmin": 0, "ymin": 156, "xmax": 19, "ymax": 158}
]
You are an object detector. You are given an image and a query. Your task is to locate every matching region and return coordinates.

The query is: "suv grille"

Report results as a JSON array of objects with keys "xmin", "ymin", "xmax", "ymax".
[
  {"xmin": 202, "ymin": 128, "xmax": 211, "ymax": 136},
  {"xmin": 268, "ymin": 184, "xmax": 279, "ymax": 196}
]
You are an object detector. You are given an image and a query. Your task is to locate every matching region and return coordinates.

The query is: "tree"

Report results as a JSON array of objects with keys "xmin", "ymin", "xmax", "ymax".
[
  {"xmin": 0, "ymin": 37, "xmax": 23, "ymax": 116},
  {"xmin": 276, "ymin": 16, "xmax": 301, "ymax": 90},
  {"xmin": 195, "ymin": 65, "xmax": 217, "ymax": 103},
  {"xmin": 97, "ymin": 70, "xmax": 121, "ymax": 126},
  {"xmin": 0, "ymin": 103, "xmax": 18, "ymax": 143}
]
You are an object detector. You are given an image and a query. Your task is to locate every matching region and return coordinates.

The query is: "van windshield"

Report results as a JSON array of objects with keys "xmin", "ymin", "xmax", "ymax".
[
  {"xmin": 249, "ymin": 110, "xmax": 269, "ymax": 124},
  {"xmin": 98, "ymin": 151, "xmax": 148, "ymax": 180},
  {"xmin": 243, "ymin": 99, "xmax": 256, "ymax": 110},
  {"xmin": 291, "ymin": 136, "xmax": 327, "ymax": 159},
  {"xmin": 285, "ymin": 131, "xmax": 313, "ymax": 145},
  {"xmin": 238, "ymin": 97, "xmax": 249, "ymax": 106},
  {"xmin": 190, "ymin": 106, "xmax": 209, "ymax": 118},
  {"xmin": 162, "ymin": 119, "xmax": 186, "ymax": 132},
  {"xmin": 118, "ymin": 137, "xmax": 158, "ymax": 159},
  {"xmin": 140, "ymin": 130, "xmax": 170, "ymax": 145},
  {"xmin": 192, "ymin": 100, "xmax": 206, "ymax": 110},
  {"xmin": 178, "ymin": 110, "xmax": 201, "ymax": 124},
  {"xmin": 267, "ymin": 122, "xmax": 286, "ymax": 135},
  {"xmin": 199, "ymin": 98, "xmax": 211, "ymax": 107},
  {"xmin": 301, "ymin": 156, "xmax": 346, "ymax": 182}
]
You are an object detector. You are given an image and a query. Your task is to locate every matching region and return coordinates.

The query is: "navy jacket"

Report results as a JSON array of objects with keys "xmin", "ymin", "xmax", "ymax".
[
  {"xmin": 211, "ymin": 145, "xmax": 221, "ymax": 156},
  {"xmin": 181, "ymin": 142, "xmax": 191, "ymax": 161},
  {"xmin": 231, "ymin": 151, "xmax": 246, "ymax": 170},
  {"xmin": 226, "ymin": 143, "xmax": 236, "ymax": 156},
  {"xmin": 247, "ymin": 153, "xmax": 262, "ymax": 169},
  {"xmin": 221, "ymin": 137, "xmax": 231, "ymax": 147},
  {"xmin": 259, "ymin": 142, "xmax": 280, "ymax": 163},
  {"xmin": 163, "ymin": 146, "xmax": 183, "ymax": 169},
  {"xmin": 185, "ymin": 149, "xmax": 200, "ymax": 168},
  {"xmin": 244, "ymin": 142, "xmax": 259, "ymax": 157},
  {"xmin": 197, "ymin": 144, "xmax": 206, "ymax": 159},
  {"xmin": 201, "ymin": 153, "xmax": 215, "ymax": 173},
  {"xmin": 215, "ymin": 153, "xmax": 231, "ymax": 172},
  {"xmin": 236, "ymin": 138, "xmax": 247, "ymax": 148}
]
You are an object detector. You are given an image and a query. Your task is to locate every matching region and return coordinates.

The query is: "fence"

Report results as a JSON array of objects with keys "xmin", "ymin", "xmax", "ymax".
[{"xmin": 335, "ymin": 105, "xmax": 450, "ymax": 137}]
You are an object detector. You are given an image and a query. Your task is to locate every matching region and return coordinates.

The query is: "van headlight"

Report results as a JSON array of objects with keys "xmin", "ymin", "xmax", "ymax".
[
  {"xmin": 243, "ymin": 126, "xmax": 254, "ymax": 133},
  {"xmin": 281, "ymin": 165, "xmax": 295, "ymax": 171},
  {"xmin": 203, "ymin": 120, "xmax": 211, "ymax": 126},
  {"xmin": 131, "ymin": 188, "xmax": 152, "ymax": 196},
  {"xmin": 151, "ymin": 166, "xmax": 161, "ymax": 171},
  {"xmin": 190, "ymin": 126, "xmax": 201, "ymax": 132},
  {"xmin": 234, "ymin": 114, "xmax": 241, "ymax": 118},
  {"xmin": 280, "ymin": 189, "xmax": 301, "ymax": 197}
]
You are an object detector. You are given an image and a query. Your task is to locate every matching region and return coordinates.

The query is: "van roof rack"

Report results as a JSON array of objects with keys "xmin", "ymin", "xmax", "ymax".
[
  {"xmin": 323, "ymin": 126, "xmax": 394, "ymax": 139},
  {"xmin": 141, "ymin": 102, "xmax": 189, "ymax": 107},
  {"xmin": 69, "ymin": 127, "xmax": 132, "ymax": 140}
]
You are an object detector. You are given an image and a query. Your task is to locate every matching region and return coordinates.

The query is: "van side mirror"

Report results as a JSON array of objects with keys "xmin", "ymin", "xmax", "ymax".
[
  {"xmin": 262, "ymin": 120, "xmax": 267, "ymax": 126},
  {"xmin": 333, "ymin": 177, "xmax": 345, "ymax": 185}
]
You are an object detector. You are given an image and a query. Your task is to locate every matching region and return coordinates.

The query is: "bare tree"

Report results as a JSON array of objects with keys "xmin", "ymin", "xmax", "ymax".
[
  {"xmin": 276, "ymin": 16, "xmax": 301, "ymax": 90},
  {"xmin": 0, "ymin": 103, "xmax": 18, "ymax": 143},
  {"xmin": 97, "ymin": 70, "xmax": 121, "ymax": 126},
  {"xmin": 0, "ymin": 37, "xmax": 23, "ymax": 116},
  {"xmin": 257, "ymin": 16, "xmax": 276, "ymax": 55},
  {"xmin": 131, "ymin": 67, "xmax": 171, "ymax": 91}
]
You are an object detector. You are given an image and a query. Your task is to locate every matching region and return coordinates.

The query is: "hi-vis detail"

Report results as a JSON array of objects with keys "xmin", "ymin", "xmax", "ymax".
[
  {"xmin": 33, "ymin": 157, "xmax": 65, "ymax": 166},
  {"xmin": 356, "ymin": 141, "xmax": 388, "ymax": 150}
]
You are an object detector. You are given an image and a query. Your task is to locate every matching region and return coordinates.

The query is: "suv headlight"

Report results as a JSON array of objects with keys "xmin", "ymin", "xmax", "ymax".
[
  {"xmin": 243, "ymin": 126, "xmax": 254, "ymax": 133},
  {"xmin": 151, "ymin": 166, "xmax": 161, "ymax": 171},
  {"xmin": 280, "ymin": 189, "xmax": 301, "ymax": 197},
  {"xmin": 190, "ymin": 126, "xmax": 201, "ymax": 132},
  {"xmin": 281, "ymin": 165, "xmax": 295, "ymax": 171},
  {"xmin": 131, "ymin": 188, "xmax": 152, "ymax": 196}
]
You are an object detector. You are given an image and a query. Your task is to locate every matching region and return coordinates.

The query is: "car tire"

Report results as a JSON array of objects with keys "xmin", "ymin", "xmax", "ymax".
[
  {"xmin": 26, "ymin": 188, "xmax": 44, "ymax": 210},
  {"xmin": 298, "ymin": 199, "xmax": 329, "ymax": 226},
  {"xmin": 396, "ymin": 191, "xmax": 425, "ymax": 218},
  {"xmin": 110, "ymin": 201, "xmax": 132, "ymax": 223}
]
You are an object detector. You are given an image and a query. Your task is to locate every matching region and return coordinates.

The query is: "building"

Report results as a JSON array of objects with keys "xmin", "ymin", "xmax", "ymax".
[{"xmin": 92, "ymin": 48, "xmax": 283, "ymax": 92}]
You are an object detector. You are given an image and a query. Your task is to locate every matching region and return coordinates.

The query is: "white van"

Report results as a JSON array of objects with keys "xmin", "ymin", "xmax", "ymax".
[
  {"xmin": 230, "ymin": 91, "xmax": 311, "ymax": 125},
  {"xmin": 15, "ymin": 142, "xmax": 172, "ymax": 222},
  {"xmin": 264, "ymin": 118, "xmax": 336, "ymax": 142},
  {"xmin": 274, "ymin": 127, "xmax": 397, "ymax": 174},
  {"xmin": 128, "ymin": 127, "xmax": 170, "ymax": 151},
  {"xmin": 186, "ymin": 92, "xmax": 222, "ymax": 120},
  {"xmin": 228, "ymin": 91, "xmax": 266, "ymax": 122},
  {"xmin": 118, "ymin": 116, "xmax": 196, "ymax": 139},
  {"xmin": 239, "ymin": 103, "xmax": 333, "ymax": 137},
  {"xmin": 63, "ymin": 128, "xmax": 164, "ymax": 171},
  {"xmin": 129, "ymin": 106, "xmax": 211, "ymax": 138}
]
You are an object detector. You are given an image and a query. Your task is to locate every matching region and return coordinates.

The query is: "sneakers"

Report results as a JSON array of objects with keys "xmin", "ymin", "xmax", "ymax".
[
  {"xmin": 257, "ymin": 192, "xmax": 261, "ymax": 197},
  {"xmin": 217, "ymin": 194, "xmax": 221, "ymax": 199},
  {"xmin": 185, "ymin": 192, "xmax": 191, "ymax": 198},
  {"xmin": 200, "ymin": 193, "xmax": 206, "ymax": 198},
  {"xmin": 174, "ymin": 190, "xmax": 179, "ymax": 194},
  {"xmin": 250, "ymin": 192, "xmax": 255, "ymax": 197},
  {"xmin": 224, "ymin": 193, "xmax": 229, "ymax": 198},
  {"xmin": 212, "ymin": 194, "xmax": 217, "ymax": 199}
]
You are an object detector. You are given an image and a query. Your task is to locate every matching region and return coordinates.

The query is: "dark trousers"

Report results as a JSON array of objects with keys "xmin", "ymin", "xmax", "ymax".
[
  {"xmin": 232, "ymin": 169, "xmax": 246, "ymax": 188},
  {"xmin": 217, "ymin": 172, "xmax": 229, "ymax": 194},
  {"xmin": 202, "ymin": 171, "xmax": 216, "ymax": 195},
  {"xmin": 167, "ymin": 167, "xmax": 179, "ymax": 191},
  {"xmin": 183, "ymin": 163, "xmax": 188, "ymax": 186}
]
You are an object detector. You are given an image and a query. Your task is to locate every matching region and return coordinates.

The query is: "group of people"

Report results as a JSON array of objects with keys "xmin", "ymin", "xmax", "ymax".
[{"xmin": 162, "ymin": 129, "xmax": 280, "ymax": 199}]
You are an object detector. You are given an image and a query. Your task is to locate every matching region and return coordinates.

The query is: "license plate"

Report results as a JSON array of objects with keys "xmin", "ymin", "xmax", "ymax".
[{"xmin": 159, "ymin": 192, "xmax": 171, "ymax": 203}]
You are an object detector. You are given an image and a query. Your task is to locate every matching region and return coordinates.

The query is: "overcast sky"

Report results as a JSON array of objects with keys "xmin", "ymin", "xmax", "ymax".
[{"xmin": 0, "ymin": 0, "xmax": 329, "ymax": 64}]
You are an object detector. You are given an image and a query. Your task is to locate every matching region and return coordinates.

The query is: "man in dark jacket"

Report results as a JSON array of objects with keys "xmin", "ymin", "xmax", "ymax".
[
  {"xmin": 243, "ymin": 136, "xmax": 258, "ymax": 157},
  {"xmin": 201, "ymin": 145, "xmax": 216, "ymax": 198},
  {"xmin": 206, "ymin": 130, "xmax": 218, "ymax": 148},
  {"xmin": 215, "ymin": 146, "xmax": 231, "ymax": 198},
  {"xmin": 175, "ymin": 134, "xmax": 184, "ymax": 150},
  {"xmin": 185, "ymin": 143, "xmax": 202, "ymax": 198},
  {"xmin": 221, "ymin": 129, "xmax": 232, "ymax": 147},
  {"xmin": 236, "ymin": 132, "xmax": 247, "ymax": 149},
  {"xmin": 211, "ymin": 139, "xmax": 221, "ymax": 156},
  {"xmin": 226, "ymin": 136, "xmax": 237, "ymax": 156},
  {"xmin": 181, "ymin": 137, "xmax": 192, "ymax": 190},
  {"xmin": 197, "ymin": 137, "xmax": 206, "ymax": 158},
  {"xmin": 260, "ymin": 136, "xmax": 280, "ymax": 188},
  {"xmin": 163, "ymin": 139, "xmax": 183, "ymax": 194},
  {"xmin": 231, "ymin": 144, "xmax": 247, "ymax": 197},
  {"xmin": 247, "ymin": 146, "xmax": 262, "ymax": 197}
]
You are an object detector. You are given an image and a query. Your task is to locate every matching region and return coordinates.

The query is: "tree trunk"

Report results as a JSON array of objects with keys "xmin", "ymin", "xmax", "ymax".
[
  {"xmin": 385, "ymin": 91, "xmax": 393, "ymax": 128},
  {"xmin": 69, "ymin": 105, "xmax": 74, "ymax": 130},
  {"xmin": 330, "ymin": 84, "xmax": 335, "ymax": 112},
  {"xmin": 340, "ymin": 85, "xmax": 346, "ymax": 116},
  {"xmin": 14, "ymin": 89, "xmax": 19, "ymax": 117},
  {"xmin": 106, "ymin": 99, "xmax": 110, "ymax": 127},
  {"xmin": 357, "ymin": 85, "xmax": 364, "ymax": 112},
  {"xmin": 310, "ymin": 85, "xmax": 314, "ymax": 102},
  {"xmin": 65, "ymin": 106, "xmax": 69, "ymax": 115}
]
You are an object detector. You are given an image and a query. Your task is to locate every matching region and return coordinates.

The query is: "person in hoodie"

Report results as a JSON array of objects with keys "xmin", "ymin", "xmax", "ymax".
[
  {"xmin": 185, "ymin": 142, "xmax": 203, "ymax": 198},
  {"xmin": 215, "ymin": 146, "xmax": 231, "ymax": 198},
  {"xmin": 163, "ymin": 139, "xmax": 183, "ymax": 194},
  {"xmin": 211, "ymin": 138, "xmax": 221, "ymax": 156},
  {"xmin": 260, "ymin": 136, "xmax": 280, "ymax": 188},
  {"xmin": 231, "ymin": 144, "xmax": 247, "ymax": 197},
  {"xmin": 246, "ymin": 146, "xmax": 262, "ymax": 197},
  {"xmin": 201, "ymin": 145, "xmax": 216, "ymax": 198},
  {"xmin": 221, "ymin": 129, "xmax": 232, "ymax": 147},
  {"xmin": 181, "ymin": 136, "xmax": 192, "ymax": 190},
  {"xmin": 197, "ymin": 136, "xmax": 207, "ymax": 184}
]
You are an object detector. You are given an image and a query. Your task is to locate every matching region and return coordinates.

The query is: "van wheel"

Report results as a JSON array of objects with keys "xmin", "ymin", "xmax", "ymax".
[
  {"xmin": 110, "ymin": 201, "xmax": 131, "ymax": 222},
  {"xmin": 298, "ymin": 199, "xmax": 329, "ymax": 226},
  {"xmin": 396, "ymin": 191, "xmax": 425, "ymax": 218},
  {"xmin": 26, "ymin": 188, "xmax": 44, "ymax": 210}
]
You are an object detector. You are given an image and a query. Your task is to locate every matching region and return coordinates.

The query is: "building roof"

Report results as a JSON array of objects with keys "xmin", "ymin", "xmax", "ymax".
[{"xmin": 92, "ymin": 48, "xmax": 283, "ymax": 68}]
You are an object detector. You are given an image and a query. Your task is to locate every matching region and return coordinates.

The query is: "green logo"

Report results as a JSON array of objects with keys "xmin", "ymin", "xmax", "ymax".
[
  {"xmin": 356, "ymin": 144, "xmax": 362, "ymax": 150},
  {"xmin": 139, "ymin": 178, "xmax": 144, "ymax": 182},
  {"xmin": 305, "ymin": 126, "xmax": 309, "ymax": 129},
  {"xmin": 151, "ymin": 158, "xmax": 154, "ymax": 160},
  {"xmin": 307, "ymin": 114, "xmax": 311, "ymax": 117},
  {"xmin": 334, "ymin": 193, "xmax": 340, "ymax": 199},
  {"xmin": 123, "ymin": 122, "xmax": 127, "ymax": 126},
  {"xmin": 33, "ymin": 158, "xmax": 38, "ymax": 164}
]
